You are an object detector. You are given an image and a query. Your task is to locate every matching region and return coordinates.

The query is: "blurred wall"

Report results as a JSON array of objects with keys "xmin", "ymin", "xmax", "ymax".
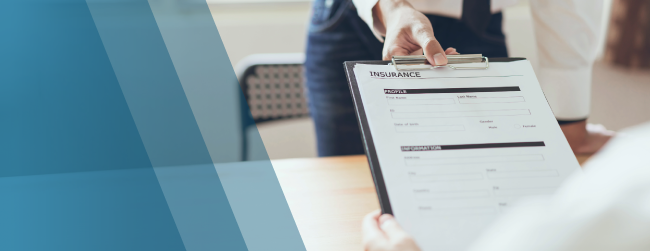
[{"xmin": 210, "ymin": 1, "xmax": 311, "ymax": 71}]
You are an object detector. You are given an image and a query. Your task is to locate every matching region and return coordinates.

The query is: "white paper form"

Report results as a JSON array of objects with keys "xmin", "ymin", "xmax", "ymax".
[{"xmin": 353, "ymin": 61, "xmax": 580, "ymax": 251}]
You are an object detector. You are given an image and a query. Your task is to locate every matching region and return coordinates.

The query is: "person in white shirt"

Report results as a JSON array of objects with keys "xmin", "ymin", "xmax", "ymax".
[
  {"xmin": 362, "ymin": 121, "xmax": 650, "ymax": 251},
  {"xmin": 304, "ymin": 0, "xmax": 614, "ymax": 157}
]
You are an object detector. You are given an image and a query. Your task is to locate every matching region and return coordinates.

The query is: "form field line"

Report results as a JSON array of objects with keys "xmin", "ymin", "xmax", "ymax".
[
  {"xmin": 414, "ymin": 190, "xmax": 491, "ymax": 200},
  {"xmin": 419, "ymin": 206, "xmax": 496, "ymax": 217},
  {"xmin": 487, "ymin": 170, "xmax": 559, "ymax": 179},
  {"xmin": 391, "ymin": 109, "xmax": 531, "ymax": 119},
  {"xmin": 405, "ymin": 154, "xmax": 545, "ymax": 166},
  {"xmin": 409, "ymin": 173, "xmax": 484, "ymax": 182},
  {"xmin": 458, "ymin": 96, "xmax": 525, "ymax": 104},
  {"xmin": 395, "ymin": 125, "xmax": 465, "ymax": 133},
  {"xmin": 388, "ymin": 98, "xmax": 455, "ymax": 105}
]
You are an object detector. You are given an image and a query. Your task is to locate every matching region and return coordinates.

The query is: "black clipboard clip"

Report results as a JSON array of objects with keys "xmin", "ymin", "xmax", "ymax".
[{"xmin": 391, "ymin": 54, "xmax": 489, "ymax": 71}]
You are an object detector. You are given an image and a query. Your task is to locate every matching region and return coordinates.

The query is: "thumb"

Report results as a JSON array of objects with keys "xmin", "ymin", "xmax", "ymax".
[
  {"xmin": 412, "ymin": 27, "xmax": 447, "ymax": 66},
  {"xmin": 379, "ymin": 214, "xmax": 409, "ymax": 240}
]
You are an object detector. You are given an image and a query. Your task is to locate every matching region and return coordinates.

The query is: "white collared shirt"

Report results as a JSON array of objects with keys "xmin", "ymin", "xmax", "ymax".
[
  {"xmin": 469, "ymin": 121, "xmax": 650, "ymax": 250},
  {"xmin": 352, "ymin": 0, "xmax": 604, "ymax": 120}
]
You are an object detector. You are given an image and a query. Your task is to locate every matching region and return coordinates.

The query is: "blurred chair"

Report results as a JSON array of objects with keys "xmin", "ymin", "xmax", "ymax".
[{"xmin": 235, "ymin": 53, "xmax": 309, "ymax": 160}]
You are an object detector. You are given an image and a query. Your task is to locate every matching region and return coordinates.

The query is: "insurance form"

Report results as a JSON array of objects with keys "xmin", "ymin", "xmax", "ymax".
[{"xmin": 352, "ymin": 61, "xmax": 580, "ymax": 251}]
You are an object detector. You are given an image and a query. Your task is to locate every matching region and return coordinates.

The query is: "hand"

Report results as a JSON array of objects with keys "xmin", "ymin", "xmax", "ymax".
[
  {"xmin": 560, "ymin": 121, "xmax": 615, "ymax": 155},
  {"xmin": 373, "ymin": 0, "xmax": 458, "ymax": 65},
  {"xmin": 362, "ymin": 210, "xmax": 421, "ymax": 251}
]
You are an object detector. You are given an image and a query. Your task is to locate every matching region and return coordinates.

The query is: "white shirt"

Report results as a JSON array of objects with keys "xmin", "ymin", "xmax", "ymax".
[
  {"xmin": 352, "ymin": 0, "xmax": 604, "ymax": 120},
  {"xmin": 468, "ymin": 121, "xmax": 650, "ymax": 250}
]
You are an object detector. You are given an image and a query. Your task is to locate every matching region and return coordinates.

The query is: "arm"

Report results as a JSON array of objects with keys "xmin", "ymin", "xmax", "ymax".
[
  {"xmin": 530, "ymin": 0, "xmax": 603, "ymax": 120},
  {"xmin": 351, "ymin": 0, "xmax": 383, "ymax": 40},
  {"xmin": 530, "ymin": 0, "xmax": 612, "ymax": 153}
]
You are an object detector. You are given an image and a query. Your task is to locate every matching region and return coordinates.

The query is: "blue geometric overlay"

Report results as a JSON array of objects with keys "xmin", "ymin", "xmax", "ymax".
[{"xmin": 0, "ymin": 0, "xmax": 305, "ymax": 250}]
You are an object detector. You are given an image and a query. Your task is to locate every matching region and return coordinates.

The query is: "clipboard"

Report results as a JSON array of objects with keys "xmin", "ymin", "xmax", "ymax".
[{"xmin": 344, "ymin": 56, "xmax": 527, "ymax": 214}]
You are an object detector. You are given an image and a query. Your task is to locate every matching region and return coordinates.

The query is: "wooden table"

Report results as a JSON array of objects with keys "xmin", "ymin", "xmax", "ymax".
[{"xmin": 272, "ymin": 154, "xmax": 592, "ymax": 251}]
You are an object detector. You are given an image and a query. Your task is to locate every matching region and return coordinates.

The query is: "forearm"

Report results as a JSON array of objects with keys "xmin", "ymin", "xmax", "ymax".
[
  {"xmin": 372, "ymin": 0, "xmax": 413, "ymax": 36},
  {"xmin": 530, "ymin": 0, "xmax": 603, "ymax": 120}
]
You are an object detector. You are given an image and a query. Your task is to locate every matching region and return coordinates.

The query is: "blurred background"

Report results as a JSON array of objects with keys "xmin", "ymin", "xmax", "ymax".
[{"xmin": 209, "ymin": 0, "xmax": 650, "ymax": 160}]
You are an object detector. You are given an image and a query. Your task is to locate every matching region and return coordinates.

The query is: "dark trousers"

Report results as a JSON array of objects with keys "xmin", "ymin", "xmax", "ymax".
[{"xmin": 305, "ymin": 0, "xmax": 508, "ymax": 157}]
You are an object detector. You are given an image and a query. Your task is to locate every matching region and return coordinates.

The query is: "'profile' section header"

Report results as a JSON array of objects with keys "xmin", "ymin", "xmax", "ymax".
[{"xmin": 384, "ymin": 86, "xmax": 520, "ymax": 94}]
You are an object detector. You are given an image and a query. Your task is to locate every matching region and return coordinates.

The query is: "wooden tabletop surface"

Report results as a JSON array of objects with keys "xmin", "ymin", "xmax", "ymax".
[{"xmin": 272, "ymin": 154, "xmax": 592, "ymax": 251}]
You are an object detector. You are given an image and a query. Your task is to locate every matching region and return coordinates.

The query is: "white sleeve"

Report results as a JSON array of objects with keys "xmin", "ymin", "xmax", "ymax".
[
  {"xmin": 529, "ymin": 0, "xmax": 604, "ymax": 120},
  {"xmin": 467, "ymin": 122, "xmax": 650, "ymax": 251},
  {"xmin": 351, "ymin": 0, "xmax": 385, "ymax": 42}
]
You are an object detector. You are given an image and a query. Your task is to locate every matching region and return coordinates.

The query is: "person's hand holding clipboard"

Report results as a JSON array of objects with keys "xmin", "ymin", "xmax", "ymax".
[{"xmin": 371, "ymin": 0, "xmax": 460, "ymax": 64}]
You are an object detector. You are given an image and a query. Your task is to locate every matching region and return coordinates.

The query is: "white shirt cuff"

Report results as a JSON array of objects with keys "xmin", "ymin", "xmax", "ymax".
[
  {"xmin": 537, "ymin": 67, "xmax": 592, "ymax": 120},
  {"xmin": 352, "ymin": 0, "xmax": 384, "ymax": 42}
]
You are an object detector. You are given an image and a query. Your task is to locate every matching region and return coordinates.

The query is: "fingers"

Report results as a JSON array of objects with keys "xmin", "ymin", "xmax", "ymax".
[
  {"xmin": 362, "ymin": 210, "xmax": 383, "ymax": 242},
  {"xmin": 384, "ymin": 46, "xmax": 458, "ymax": 61},
  {"xmin": 362, "ymin": 209, "xmax": 383, "ymax": 237},
  {"xmin": 382, "ymin": 46, "xmax": 411, "ymax": 61},
  {"xmin": 379, "ymin": 214, "xmax": 409, "ymax": 239},
  {"xmin": 410, "ymin": 48, "xmax": 423, "ymax": 56},
  {"xmin": 364, "ymin": 212, "xmax": 421, "ymax": 251},
  {"xmin": 379, "ymin": 214, "xmax": 421, "ymax": 251},
  {"xmin": 382, "ymin": 46, "xmax": 424, "ymax": 61},
  {"xmin": 362, "ymin": 210, "xmax": 388, "ymax": 251},
  {"xmin": 445, "ymin": 47, "xmax": 459, "ymax": 55}
]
